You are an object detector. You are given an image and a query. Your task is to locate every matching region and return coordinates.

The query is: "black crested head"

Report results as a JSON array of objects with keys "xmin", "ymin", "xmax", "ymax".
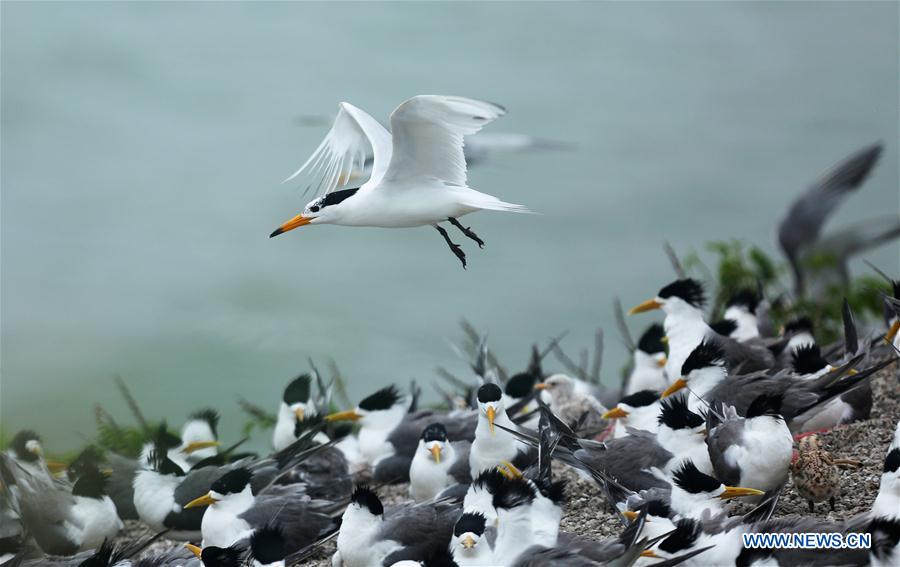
[
  {"xmin": 505, "ymin": 372, "xmax": 537, "ymax": 398},
  {"xmin": 283, "ymin": 374, "xmax": 312, "ymax": 405},
  {"xmin": 658, "ymin": 395, "xmax": 704, "ymax": 430},
  {"xmin": 358, "ymin": 385, "xmax": 402, "ymax": 411},
  {"xmin": 148, "ymin": 448, "xmax": 185, "ymax": 477},
  {"xmin": 658, "ymin": 518, "xmax": 702, "ymax": 553},
  {"xmin": 319, "ymin": 187, "xmax": 360, "ymax": 209},
  {"xmin": 538, "ymin": 479, "xmax": 567, "ymax": 506},
  {"xmin": 477, "ymin": 383, "xmax": 502, "ymax": 404},
  {"xmin": 637, "ymin": 323, "xmax": 666, "ymax": 354},
  {"xmin": 710, "ymin": 319, "xmax": 738, "ymax": 338},
  {"xmin": 293, "ymin": 412, "xmax": 325, "ymax": 438},
  {"xmin": 67, "ymin": 446, "xmax": 103, "ymax": 482},
  {"xmin": 422, "ymin": 423, "xmax": 448, "ymax": 443},
  {"xmin": 472, "ymin": 469, "xmax": 506, "ymax": 494},
  {"xmin": 618, "ymin": 389, "xmax": 660, "ymax": 409},
  {"xmin": 885, "ymin": 448, "xmax": 900, "ymax": 474},
  {"xmin": 71, "ymin": 463, "xmax": 108, "ymax": 499},
  {"xmin": 189, "ymin": 408, "xmax": 220, "ymax": 438},
  {"xmin": 454, "ymin": 512, "xmax": 487, "ymax": 537},
  {"xmin": 211, "ymin": 468, "xmax": 253, "ymax": 495},
  {"xmin": 791, "ymin": 344, "xmax": 828, "ymax": 375},
  {"xmin": 644, "ymin": 499, "xmax": 672, "ymax": 518},
  {"xmin": 746, "ymin": 393, "xmax": 784, "ymax": 419},
  {"xmin": 681, "ymin": 341, "xmax": 726, "ymax": 376},
  {"xmin": 351, "ymin": 484, "xmax": 383, "ymax": 516},
  {"xmin": 727, "ymin": 289, "xmax": 760, "ymax": 313},
  {"xmin": 250, "ymin": 525, "xmax": 286, "ymax": 565},
  {"xmin": 672, "ymin": 461, "xmax": 721, "ymax": 494},
  {"xmin": 11, "ymin": 430, "xmax": 41, "ymax": 462},
  {"xmin": 784, "ymin": 316, "xmax": 814, "ymax": 335},
  {"xmin": 201, "ymin": 545, "xmax": 243, "ymax": 567},
  {"xmin": 153, "ymin": 422, "xmax": 184, "ymax": 451},
  {"xmin": 658, "ymin": 279, "xmax": 706, "ymax": 308},
  {"xmin": 492, "ymin": 476, "xmax": 535, "ymax": 510}
]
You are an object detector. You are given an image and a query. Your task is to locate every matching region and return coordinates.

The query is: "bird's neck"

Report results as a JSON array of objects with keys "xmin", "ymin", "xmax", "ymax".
[{"xmin": 724, "ymin": 307, "xmax": 759, "ymax": 341}]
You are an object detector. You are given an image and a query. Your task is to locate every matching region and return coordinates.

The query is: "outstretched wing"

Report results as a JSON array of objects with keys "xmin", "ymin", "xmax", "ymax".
[
  {"xmin": 384, "ymin": 95, "xmax": 506, "ymax": 187},
  {"xmin": 777, "ymin": 143, "xmax": 882, "ymax": 258},
  {"xmin": 283, "ymin": 102, "xmax": 392, "ymax": 196}
]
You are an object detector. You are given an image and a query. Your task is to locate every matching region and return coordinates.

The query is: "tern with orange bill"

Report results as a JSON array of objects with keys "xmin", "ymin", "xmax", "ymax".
[
  {"xmin": 408, "ymin": 422, "xmax": 471, "ymax": 502},
  {"xmin": 270, "ymin": 95, "xmax": 531, "ymax": 268},
  {"xmin": 629, "ymin": 279, "xmax": 774, "ymax": 382},
  {"xmin": 468, "ymin": 383, "xmax": 534, "ymax": 478}
]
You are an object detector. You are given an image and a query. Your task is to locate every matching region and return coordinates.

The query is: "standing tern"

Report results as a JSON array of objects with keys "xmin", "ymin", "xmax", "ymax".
[
  {"xmin": 721, "ymin": 289, "xmax": 761, "ymax": 343},
  {"xmin": 326, "ymin": 384, "xmax": 476, "ymax": 482},
  {"xmin": 575, "ymin": 395, "xmax": 709, "ymax": 493},
  {"xmin": 271, "ymin": 95, "xmax": 531, "ymax": 268},
  {"xmin": 183, "ymin": 467, "xmax": 333, "ymax": 552},
  {"xmin": 0, "ymin": 455, "xmax": 123, "ymax": 555},
  {"xmin": 332, "ymin": 485, "xmax": 458, "ymax": 566},
  {"xmin": 449, "ymin": 511, "xmax": 494, "ymax": 566},
  {"xmin": 705, "ymin": 393, "xmax": 794, "ymax": 499},
  {"xmin": 602, "ymin": 390, "xmax": 661, "ymax": 439},
  {"xmin": 273, "ymin": 374, "xmax": 326, "ymax": 451},
  {"xmin": 408, "ymin": 423, "xmax": 471, "ymax": 502},
  {"xmin": 469, "ymin": 383, "xmax": 533, "ymax": 477},
  {"xmin": 629, "ymin": 279, "xmax": 773, "ymax": 381}
]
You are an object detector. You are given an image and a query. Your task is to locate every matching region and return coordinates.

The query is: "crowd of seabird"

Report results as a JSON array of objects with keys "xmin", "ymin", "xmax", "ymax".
[
  {"xmin": 2, "ymin": 265, "xmax": 898, "ymax": 566},
  {"xmin": 2, "ymin": 98, "xmax": 899, "ymax": 567}
]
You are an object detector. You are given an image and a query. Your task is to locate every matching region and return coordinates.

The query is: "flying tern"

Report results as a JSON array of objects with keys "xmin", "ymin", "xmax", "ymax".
[{"xmin": 271, "ymin": 95, "xmax": 531, "ymax": 268}]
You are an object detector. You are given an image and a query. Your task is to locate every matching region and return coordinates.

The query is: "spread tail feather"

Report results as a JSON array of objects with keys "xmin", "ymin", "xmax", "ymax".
[{"xmin": 461, "ymin": 188, "xmax": 534, "ymax": 214}]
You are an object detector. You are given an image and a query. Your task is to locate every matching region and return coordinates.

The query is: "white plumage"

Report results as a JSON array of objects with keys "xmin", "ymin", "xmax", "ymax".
[{"xmin": 272, "ymin": 96, "xmax": 530, "ymax": 267}]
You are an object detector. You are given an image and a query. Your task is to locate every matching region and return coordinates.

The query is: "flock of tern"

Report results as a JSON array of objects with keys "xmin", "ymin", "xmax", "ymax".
[{"xmin": 2, "ymin": 96, "xmax": 899, "ymax": 567}]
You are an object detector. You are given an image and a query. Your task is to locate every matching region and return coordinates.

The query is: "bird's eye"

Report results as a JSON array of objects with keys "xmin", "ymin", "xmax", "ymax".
[{"xmin": 309, "ymin": 205, "xmax": 320, "ymax": 213}]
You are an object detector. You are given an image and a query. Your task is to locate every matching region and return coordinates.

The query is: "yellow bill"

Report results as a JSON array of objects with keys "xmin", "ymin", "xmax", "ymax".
[
  {"xmin": 184, "ymin": 492, "xmax": 218, "ymax": 509},
  {"xmin": 325, "ymin": 409, "xmax": 362, "ymax": 422},
  {"xmin": 181, "ymin": 440, "xmax": 220, "ymax": 454},
  {"xmin": 629, "ymin": 299, "xmax": 662, "ymax": 315},
  {"xmin": 602, "ymin": 407, "xmax": 628, "ymax": 419},
  {"xmin": 885, "ymin": 320, "xmax": 900, "ymax": 344},
  {"xmin": 270, "ymin": 214, "xmax": 313, "ymax": 238},
  {"xmin": 661, "ymin": 378, "xmax": 687, "ymax": 398},
  {"xmin": 719, "ymin": 486, "xmax": 765, "ymax": 499}
]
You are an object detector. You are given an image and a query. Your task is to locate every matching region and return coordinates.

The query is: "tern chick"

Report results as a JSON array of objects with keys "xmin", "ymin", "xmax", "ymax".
[{"xmin": 790, "ymin": 434, "xmax": 850, "ymax": 512}]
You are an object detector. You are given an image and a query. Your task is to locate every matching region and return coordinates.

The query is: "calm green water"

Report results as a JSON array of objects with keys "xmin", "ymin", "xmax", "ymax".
[{"xmin": 2, "ymin": 2, "xmax": 898, "ymax": 451}]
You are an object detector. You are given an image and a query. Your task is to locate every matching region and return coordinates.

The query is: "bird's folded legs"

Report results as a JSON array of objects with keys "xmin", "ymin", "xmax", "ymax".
[
  {"xmin": 435, "ymin": 225, "xmax": 466, "ymax": 269},
  {"xmin": 448, "ymin": 217, "xmax": 485, "ymax": 248}
]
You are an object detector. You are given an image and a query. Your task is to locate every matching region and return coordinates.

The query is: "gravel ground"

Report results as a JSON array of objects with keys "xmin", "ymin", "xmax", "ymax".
[{"xmin": 120, "ymin": 359, "xmax": 899, "ymax": 565}]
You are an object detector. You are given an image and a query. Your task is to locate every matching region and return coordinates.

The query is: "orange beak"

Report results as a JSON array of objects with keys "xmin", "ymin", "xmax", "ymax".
[
  {"xmin": 629, "ymin": 299, "xmax": 662, "ymax": 315},
  {"xmin": 270, "ymin": 214, "xmax": 312, "ymax": 237},
  {"xmin": 886, "ymin": 320, "xmax": 900, "ymax": 344},
  {"xmin": 429, "ymin": 444, "xmax": 442, "ymax": 464},
  {"xmin": 533, "ymin": 383, "xmax": 548, "ymax": 390},
  {"xmin": 622, "ymin": 510, "xmax": 640, "ymax": 521},
  {"xmin": 661, "ymin": 378, "xmax": 687, "ymax": 398},
  {"xmin": 602, "ymin": 407, "xmax": 628, "ymax": 419},
  {"xmin": 486, "ymin": 406, "xmax": 496, "ymax": 434}
]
